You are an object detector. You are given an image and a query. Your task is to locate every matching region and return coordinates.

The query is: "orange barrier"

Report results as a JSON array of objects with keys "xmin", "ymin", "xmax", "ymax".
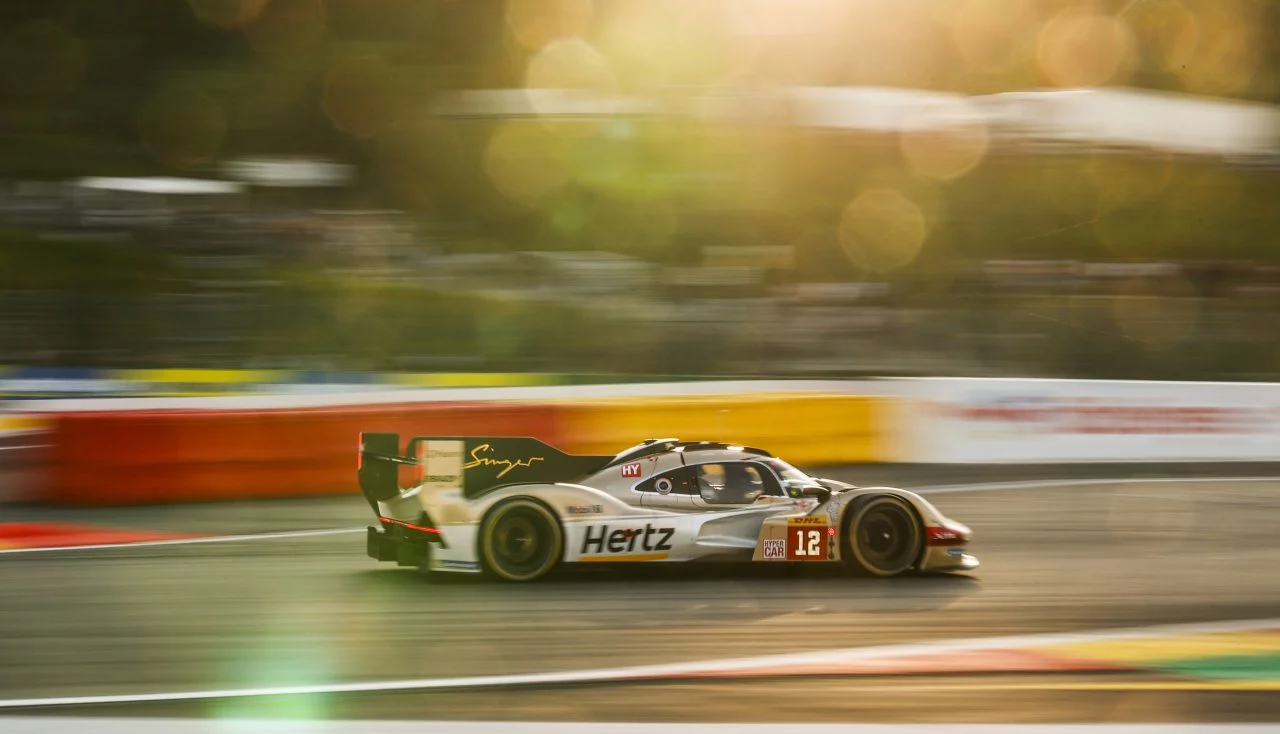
[
  {"xmin": 46, "ymin": 401, "xmax": 565, "ymax": 505},
  {"xmin": 40, "ymin": 392, "xmax": 897, "ymax": 505}
]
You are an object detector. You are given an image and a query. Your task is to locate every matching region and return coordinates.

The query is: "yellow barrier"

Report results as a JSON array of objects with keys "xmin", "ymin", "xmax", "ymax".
[
  {"xmin": 111, "ymin": 368, "xmax": 290, "ymax": 384},
  {"xmin": 0, "ymin": 414, "xmax": 48, "ymax": 434},
  {"xmin": 558, "ymin": 393, "xmax": 898, "ymax": 466}
]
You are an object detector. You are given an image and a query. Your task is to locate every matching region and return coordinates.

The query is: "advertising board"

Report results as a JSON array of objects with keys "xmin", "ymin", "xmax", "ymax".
[{"xmin": 899, "ymin": 378, "xmax": 1280, "ymax": 463}]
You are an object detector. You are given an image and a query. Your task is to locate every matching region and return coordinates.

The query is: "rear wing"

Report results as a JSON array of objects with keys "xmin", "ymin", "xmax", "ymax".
[{"xmin": 358, "ymin": 433, "xmax": 613, "ymax": 503}]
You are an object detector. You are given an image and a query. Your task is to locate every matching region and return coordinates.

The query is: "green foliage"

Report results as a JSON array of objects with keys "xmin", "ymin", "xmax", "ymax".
[{"xmin": 0, "ymin": 228, "xmax": 170, "ymax": 290}]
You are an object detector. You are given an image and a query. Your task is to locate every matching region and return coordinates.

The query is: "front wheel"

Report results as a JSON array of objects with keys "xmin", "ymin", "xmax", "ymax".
[
  {"xmin": 843, "ymin": 495, "xmax": 923, "ymax": 577},
  {"xmin": 479, "ymin": 499, "xmax": 563, "ymax": 582}
]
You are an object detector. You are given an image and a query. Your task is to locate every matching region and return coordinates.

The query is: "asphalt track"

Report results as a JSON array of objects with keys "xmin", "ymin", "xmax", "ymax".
[{"xmin": 1, "ymin": 465, "xmax": 1279, "ymax": 724}]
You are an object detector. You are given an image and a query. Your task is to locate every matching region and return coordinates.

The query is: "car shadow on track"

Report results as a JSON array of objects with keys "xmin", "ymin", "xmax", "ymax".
[
  {"xmin": 348, "ymin": 563, "xmax": 982, "ymax": 616},
  {"xmin": 357, "ymin": 561, "xmax": 984, "ymax": 584}
]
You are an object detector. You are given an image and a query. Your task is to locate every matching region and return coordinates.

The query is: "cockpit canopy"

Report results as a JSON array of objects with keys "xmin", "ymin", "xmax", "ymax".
[{"xmin": 608, "ymin": 438, "xmax": 773, "ymax": 469}]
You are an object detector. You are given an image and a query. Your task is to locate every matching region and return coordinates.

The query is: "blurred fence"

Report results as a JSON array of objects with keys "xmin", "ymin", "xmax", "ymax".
[{"xmin": 1, "ymin": 285, "xmax": 1277, "ymax": 381}]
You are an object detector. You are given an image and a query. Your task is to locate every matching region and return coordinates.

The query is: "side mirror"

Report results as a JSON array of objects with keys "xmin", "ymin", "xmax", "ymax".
[{"xmin": 800, "ymin": 486, "xmax": 832, "ymax": 503}]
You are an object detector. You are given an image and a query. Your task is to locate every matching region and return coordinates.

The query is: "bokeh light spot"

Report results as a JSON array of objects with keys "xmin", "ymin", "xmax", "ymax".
[
  {"xmin": 1112, "ymin": 275, "xmax": 1200, "ymax": 350},
  {"xmin": 375, "ymin": 120, "xmax": 465, "ymax": 211},
  {"xmin": 952, "ymin": 0, "xmax": 1034, "ymax": 74},
  {"xmin": 1040, "ymin": 156, "xmax": 1102, "ymax": 221},
  {"xmin": 899, "ymin": 98, "xmax": 990, "ymax": 181},
  {"xmin": 596, "ymin": 0, "xmax": 717, "ymax": 90},
  {"xmin": 0, "ymin": 20, "xmax": 86, "ymax": 104},
  {"xmin": 244, "ymin": 0, "xmax": 327, "ymax": 57},
  {"xmin": 187, "ymin": 0, "xmax": 269, "ymax": 28},
  {"xmin": 1173, "ymin": 2, "xmax": 1262, "ymax": 97},
  {"xmin": 525, "ymin": 37, "xmax": 617, "ymax": 97},
  {"xmin": 1037, "ymin": 8, "xmax": 1135, "ymax": 87},
  {"xmin": 506, "ymin": 0, "xmax": 595, "ymax": 51},
  {"xmin": 838, "ymin": 189, "xmax": 929, "ymax": 273},
  {"xmin": 1128, "ymin": 0, "xmax": 1200, "ymax": 73},
  {"xmin": 1088, "ymin": 154, "xmax": 1174, "ymax": 214},
  {"xmin": 484, "ymin": 122, "xmax": 571, "ymax": 207},
  {"xmin": 137, "ymin": 85, "xmax": 227, "ymax": 168},
  {"xmin": 322, "ymin": 55, "xmax": 403, "ymax": 139}
]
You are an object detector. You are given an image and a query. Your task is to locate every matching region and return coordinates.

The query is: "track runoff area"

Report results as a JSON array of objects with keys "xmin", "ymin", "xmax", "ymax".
[{"xmin": 0, "ymin": 468, "xmax": 1278, "ymax": 731}]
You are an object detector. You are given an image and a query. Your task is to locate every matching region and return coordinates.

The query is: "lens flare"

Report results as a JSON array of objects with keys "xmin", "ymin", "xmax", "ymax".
[
  {"xmin": 0, "ymin": 19, "xmax": 86, "ymax": 103},
  {"xmin": 953, "ymin": 0, "xmax": 1034, "ymax": 74},
  {"xmin": 483, "ymin": 122, "xmax": 571, "ymax": 207},
  {"xmin": 137, "ymin": 84, "xmax": 227, "ymax": 168},
  {"xmin": 187, "ymin": 0, "xmax": 269, "ymax": 28},
  {"xmin": 244, "ymin": 0, "xmax": 326, "ymax": 57},
  {"xmin": 838, "ymin": 189, "xmax": 929, "ymax": 273},
  {"xmin": 322, "ymin": 55, "xmax": 403, "ymax": 139},
  {"xmin": 1128, "ymin": 0, "xmax": 1200, "ymax": 73},
  {"xmin": 505, "ymin": 0, "xmax": 595, "ymax": 51},
  {"xmin": 1111, "ymin": 275, "xmax": 1201, "ymax": 350},
  {"xmin": 1037, "ymin": 8, "xmax": 1135, "ymax": 87},
  {"xmin": 899, "ymin": 98, "xmax": 990, "ymax": 181},
  {"xmin": 1173, "ymin": 2, "xmax": 1263, "ymax": 97},
  {"xmin": 525, "ymin": 37, "xmax": 617, "ymax": 97}
]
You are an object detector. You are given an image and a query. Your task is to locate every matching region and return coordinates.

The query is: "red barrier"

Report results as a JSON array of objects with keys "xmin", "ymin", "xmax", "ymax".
[{"xmin": 47, "ymin": 401, "xmax": 565, "ymax": 505}]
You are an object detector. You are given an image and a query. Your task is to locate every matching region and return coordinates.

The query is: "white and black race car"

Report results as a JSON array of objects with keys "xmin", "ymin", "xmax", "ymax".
[{"xmin": 359, "ymin": 433, "xmax": 978, "ymax": 582}]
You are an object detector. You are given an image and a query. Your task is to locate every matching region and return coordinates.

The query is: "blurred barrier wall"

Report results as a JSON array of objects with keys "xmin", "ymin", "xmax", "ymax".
[
  {"xmin": 16, "ymin": 376, "xmax": 1280, "ymax": 505},
  {"xmin": 0, "ymin": 414, "xmax": 51, "ymax": 504},
  {"xmin": 46, "ymin": 402, "xmax": 567, "ymax": 505},
  {"xmin": 20, "ymin": 384, "xmax": 901, "ymax": 505}
]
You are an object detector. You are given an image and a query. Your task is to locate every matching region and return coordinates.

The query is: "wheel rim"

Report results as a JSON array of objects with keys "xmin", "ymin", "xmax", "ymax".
[
  {"xmin": 853, "ymin": 500, "xmax": 919, "ymax": 574},
  {"xmin": 486, "ymin": 504, "xmax": 559, "ymax": 580}
]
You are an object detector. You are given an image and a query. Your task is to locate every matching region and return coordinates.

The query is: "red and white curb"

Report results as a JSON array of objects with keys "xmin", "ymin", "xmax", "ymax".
[
  {"xmin": 0, "ymin": 721, "xmax": 1274, "ymax": 733},
  {"xmin": 0, "ymin": 617, "xmax": 1276, "ymax": 710}
]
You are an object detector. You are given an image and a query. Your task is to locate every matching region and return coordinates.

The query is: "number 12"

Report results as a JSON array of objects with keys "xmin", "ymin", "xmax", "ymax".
[{"xmin": 791, "ymin": 528, "xmax": 823, "ymax": 559}]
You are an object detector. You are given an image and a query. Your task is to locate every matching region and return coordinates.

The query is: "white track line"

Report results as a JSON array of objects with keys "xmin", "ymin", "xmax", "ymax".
[
  {"xmin": 0, "ymin": 616, "xmax": 1276, "ymax": 710},
  {"xmin": 4, "ymin": 475, "xmax": 1279, "ymax": 556},
  {"xmin": 914, "ymin": 476, "xmax": 1280, "ymax": 495},
  {"xmin": 0, "ymin": 527, "xmax": 363, "ymax": 555},
  {"xmin": 0, "ymin": 722, "xmax": 1273, "ymax": 734}
]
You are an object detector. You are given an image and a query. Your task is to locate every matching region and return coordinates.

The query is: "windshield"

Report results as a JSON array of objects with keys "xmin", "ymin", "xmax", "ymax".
[{"xmin": 757, "ymin": 458, "xmax": 814, "ymax": 483}]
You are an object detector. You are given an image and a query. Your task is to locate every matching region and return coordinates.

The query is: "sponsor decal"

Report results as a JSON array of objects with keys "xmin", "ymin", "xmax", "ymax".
[
  {"xmin": 761, "ymin": 538, "xmax": 786, "ymax": 560},
  {"xmin": 926, "ymin": 526, "xmax": 966, "ymax": 546},
  {"xmin": 435, "ymin": 559, "xmax": 480, "ymax": 571},
  {"xmin": 946, "ymin": 548, "xmax": 966, "ymax": 557},
  {"xmin": 566, "ymin": 504, "xmax": 602, "ymax": 515},
  {"xmin": 654, "ymin": 477, "xmax": 673, "ymax": 495},
  {"xmin": 463, "ymin": 443, "xmax": 544, "ymax": 478},
  {"xmin": 826, "ymin": 496, "xmax": 840, "ymax": 524},
  {"xmin": 417, "ymin": 440, "xmax": 464, "ymax": 487},
  {"xmin": 786, "ymin": 517, "xmax": 830, "ymax": 561},
  {"xmin": 621, "ymin": 462, "xmax": 642, "ymax": 478},
  {"xmin": 581, "ymin": 524, "xmax": 674, "ymax": 555},
  {"xmin": 950, "ymin": 395, "xmax": 1262, "ymax": 435}
]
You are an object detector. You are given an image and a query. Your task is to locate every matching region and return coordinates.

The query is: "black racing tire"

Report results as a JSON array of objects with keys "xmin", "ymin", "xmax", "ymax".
[
  {"xmin": 478, "ymin": 498, "xmax": 563, "ymax": 582},
  {"xmin": 842, "ymin": 495, "xmax": 923, "ymax": 578}
]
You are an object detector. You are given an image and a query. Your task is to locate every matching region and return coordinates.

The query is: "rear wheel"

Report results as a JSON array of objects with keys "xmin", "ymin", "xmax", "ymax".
[
  {"xmin": 844, "ymin": 496, "xmax": 922, "ymax": 577},
  {"xmin": 479, "ymin": 499, "xmax": 563, "ymax": 582}
]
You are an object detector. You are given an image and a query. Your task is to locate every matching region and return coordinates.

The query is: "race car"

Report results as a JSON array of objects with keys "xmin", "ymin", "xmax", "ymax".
[{"xmin": 359, "ymin": 433, "xmax": 978, "ymax": 582}]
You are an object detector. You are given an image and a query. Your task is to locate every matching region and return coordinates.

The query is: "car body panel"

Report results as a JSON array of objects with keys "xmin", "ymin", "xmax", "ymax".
[{"xmin": 361, "ymin": 435, "xmax": 978, "ymax": 577}]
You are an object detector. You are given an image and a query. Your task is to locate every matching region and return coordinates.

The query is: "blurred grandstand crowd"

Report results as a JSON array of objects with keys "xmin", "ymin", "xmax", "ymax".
[{"xmin": 1, "ymin": 0, "xmax": 1279, "ymax": 380}]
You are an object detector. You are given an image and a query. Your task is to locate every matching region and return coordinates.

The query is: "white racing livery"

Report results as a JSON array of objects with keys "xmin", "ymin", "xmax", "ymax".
[{"xmin": 359, "ymin": 433, "xmax": 978, "ymax": 582}]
